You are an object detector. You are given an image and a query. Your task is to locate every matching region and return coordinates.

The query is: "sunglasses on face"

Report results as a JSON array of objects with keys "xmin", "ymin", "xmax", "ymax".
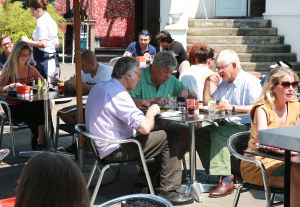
[{"xmin": 280, "ymin": 81, "xmax": 299, "ymax": 88}]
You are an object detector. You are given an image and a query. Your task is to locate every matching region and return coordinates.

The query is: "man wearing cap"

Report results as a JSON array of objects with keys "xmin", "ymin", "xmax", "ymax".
[{"xmin": 123, "ymin": 30, "xmax": 156, "ymax": 62}]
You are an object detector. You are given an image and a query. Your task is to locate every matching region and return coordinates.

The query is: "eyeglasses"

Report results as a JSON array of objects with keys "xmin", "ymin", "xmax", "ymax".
[
  {"xmin": 216, "ymin": 63, "xmax": 231, "ymax": 71},
  {"xmin": 280, "ymin": 81, "xmax": 299, "ymax": 89},
  {"xmin": 1, "ymin": 42, "xmax": 12, "ymax": 46}
]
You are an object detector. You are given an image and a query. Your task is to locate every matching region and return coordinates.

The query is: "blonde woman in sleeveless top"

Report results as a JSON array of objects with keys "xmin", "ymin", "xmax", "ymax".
[
  {"xmin": 240, "ymin": 66, "xmax": 300, "ymax": 207},
  {"xmin": 0, "ymin": 41, "xmax": 46, "ymax": 150}
]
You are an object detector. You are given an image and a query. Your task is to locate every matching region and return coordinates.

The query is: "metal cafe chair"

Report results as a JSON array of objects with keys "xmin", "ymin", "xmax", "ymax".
[
  {"xmin": 97, "ymin": 194, "xmax": 173, "ymax": 207},
  {"xmin": 54, "ymin": 105, "xmax": 80, "ymax": 152},
  {"xmin": 0, "ymin": 100, "xmax": 29, "ymax": 157},
  {"xmin": 75, "ymin": 124, "xmax": 155, "ymax": 206},
  {"xmin": 109, "ymin": 56, "xmax": 122, "ymax": 64},
  {"xmin": 227, "ymin": 131, "xmax": 283, "ymax": 207}
]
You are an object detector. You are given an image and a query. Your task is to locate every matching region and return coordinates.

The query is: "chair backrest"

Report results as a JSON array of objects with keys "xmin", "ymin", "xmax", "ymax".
[
  {"xmin": 75, "ymin": 124, "xmax": 101, "ymax": 163},
  {"xmin": 227, "ymin": 131, "xmax": 250, "ymax": 177},
  {"xmin": 97, "ymin": 194, "xmax": 173, "ymax": 207},
  {"xmin": 109, "ymin": 56, "xmax": 122, "ymax": 64},
  {"xmin": 0, "ymin": 100, "xmax": 12, "ymax": 126},
  {"xmin": 228, "ymin": 131, "xmax": 250, "ymax": 158}
]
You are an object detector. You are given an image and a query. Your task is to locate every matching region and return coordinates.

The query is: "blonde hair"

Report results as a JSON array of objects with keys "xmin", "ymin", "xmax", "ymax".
[
  {"xmin": 0, "ymin": 41, "xmax": 32, "ymax": 86},
  {"xmin": 257, "ymin": 66, "xmax": 299, "ymax": 110},
  {"xmin": 216, "ymin": 49, "xmax": 241, "ymax": 68}
]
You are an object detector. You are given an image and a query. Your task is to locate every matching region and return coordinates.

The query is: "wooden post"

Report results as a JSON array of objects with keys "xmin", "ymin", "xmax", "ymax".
[{"xmin": 73, "ymin": 0, "xmax": 84, "ymax": 168}]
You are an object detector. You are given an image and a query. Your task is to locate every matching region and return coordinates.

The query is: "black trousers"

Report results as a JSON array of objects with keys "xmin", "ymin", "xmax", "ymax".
[{"xmin": 9, "ymin": 101, "xmax": 44, "ymax": 147}]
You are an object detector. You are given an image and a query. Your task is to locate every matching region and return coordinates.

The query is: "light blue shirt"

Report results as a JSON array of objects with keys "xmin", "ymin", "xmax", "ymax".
[
  {"xmin": 85, "ymin": 79, "xmax": 145, "ymax": 158},
  {"xmin": 213, "ymin": 70, "xmax": 262, "ymax": 124}
]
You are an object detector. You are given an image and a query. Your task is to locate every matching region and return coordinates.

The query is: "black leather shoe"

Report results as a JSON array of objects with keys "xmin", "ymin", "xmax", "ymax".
[{"xmin": 157, "ymin": 190, "xmax": 194, "ymax": 206}]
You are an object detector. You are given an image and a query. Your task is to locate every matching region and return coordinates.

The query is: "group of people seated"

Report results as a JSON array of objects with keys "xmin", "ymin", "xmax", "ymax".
[
  {"xmin": 83, "ymin": 32, "xmax": 300, "ymax": 205},
  {"xmin": 1, "ymin": 27, "xmax": 300, "ymax": 206}
]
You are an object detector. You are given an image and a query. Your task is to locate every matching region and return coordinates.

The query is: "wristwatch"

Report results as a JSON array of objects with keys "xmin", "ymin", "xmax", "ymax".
[{"xmin": 232, "ymin": 105, "xmax": 236, "ymax": 112}]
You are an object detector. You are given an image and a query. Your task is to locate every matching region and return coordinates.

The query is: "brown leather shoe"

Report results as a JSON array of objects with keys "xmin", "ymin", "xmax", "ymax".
[{"xmin": 208, "ymin": 176, "xmax": 235, "ymax": 198}]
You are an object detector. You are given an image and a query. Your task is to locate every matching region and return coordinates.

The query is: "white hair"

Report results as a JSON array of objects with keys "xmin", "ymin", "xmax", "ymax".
[{"xmin": 216, "ymin": 49, "xmax": 241, "ymax": 68}]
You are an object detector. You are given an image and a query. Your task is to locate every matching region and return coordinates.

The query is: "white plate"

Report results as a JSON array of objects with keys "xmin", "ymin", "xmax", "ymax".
[
  {"xmin": 54, "ymin": 97, "xmax": 73, "ymax": 103},
  {"xmin": 160, "ymin": 111, "xmax": 182, "ymax": 117}
]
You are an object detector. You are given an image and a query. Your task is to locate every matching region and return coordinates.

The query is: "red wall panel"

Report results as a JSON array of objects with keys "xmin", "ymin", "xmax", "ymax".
[{"xmin": 55, "ymin": 0, "xmax": 135, "ymax": 47}]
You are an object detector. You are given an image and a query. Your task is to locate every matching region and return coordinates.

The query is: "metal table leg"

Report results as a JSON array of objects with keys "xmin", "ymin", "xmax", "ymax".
[
  {"xmin": 284, "ymin": 150, "xmax": 291, "ymax": 207},
  {"xmin": 178, "ymin": 123, "xmax": 216, "ymax": 202}
]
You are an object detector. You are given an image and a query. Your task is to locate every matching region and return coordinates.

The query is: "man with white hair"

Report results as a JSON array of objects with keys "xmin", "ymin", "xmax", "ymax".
[{"xmin": 196, "ymin": 49, "xmax": 262, "ymax": 197}]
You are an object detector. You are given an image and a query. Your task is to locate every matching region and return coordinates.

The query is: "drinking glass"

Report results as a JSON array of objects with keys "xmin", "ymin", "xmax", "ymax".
[
  {"xmin": 58, "ymin": 82, "xmax": 65, "ymax": 96},
  {"xmin": 186, "ymin": 99, "xmax": 196, "ymax": 116}
]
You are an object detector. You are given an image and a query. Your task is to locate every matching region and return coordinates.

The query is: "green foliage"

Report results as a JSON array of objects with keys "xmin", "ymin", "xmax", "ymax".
[{"xmin": 0, "ymin": 0, "xmax": 65, "ymax": 47}]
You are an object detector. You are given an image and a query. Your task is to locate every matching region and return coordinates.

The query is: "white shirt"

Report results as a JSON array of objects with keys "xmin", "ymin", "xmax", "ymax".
[
  {"xmin": 81, "ymin": 63, "xmax": 112, "ymax": 84},
  {"xmin": 32, "ymin": 12, "xmax": 58, "ymax": 53},
  {"xmin": 179, "ymin": 65, "xmax": 214, "ymax": 101}
]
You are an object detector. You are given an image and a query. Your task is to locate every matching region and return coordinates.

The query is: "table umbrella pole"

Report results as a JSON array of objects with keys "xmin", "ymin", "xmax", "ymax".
[{"xmin": 74, "ymin": 0, "xmax": 84, "ymax": 168}]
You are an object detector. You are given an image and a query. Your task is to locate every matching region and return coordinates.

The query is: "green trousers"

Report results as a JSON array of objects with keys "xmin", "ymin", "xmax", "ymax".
[{"xmin": 195, "ymin": 122, "xmax": 250, "ymax": 176}]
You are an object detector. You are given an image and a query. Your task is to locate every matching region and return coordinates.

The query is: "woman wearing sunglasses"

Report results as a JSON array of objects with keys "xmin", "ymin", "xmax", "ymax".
[{"xmin": 241, "ymin": 66, "xmax": 300, "ymax": 207}]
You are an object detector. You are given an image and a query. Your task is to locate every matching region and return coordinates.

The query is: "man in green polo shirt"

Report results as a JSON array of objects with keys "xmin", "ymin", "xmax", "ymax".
[{"xmin": 130, "ymin": 51, "xmax": 196, "ymax": 107}]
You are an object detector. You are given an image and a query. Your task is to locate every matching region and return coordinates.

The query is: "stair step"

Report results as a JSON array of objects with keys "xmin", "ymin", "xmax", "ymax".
[
  {"xmin": 188, "ymin": 19, "xmax": 271, "ymax": 28},
  {"xmin": 241, "ymin": 62, "xmax": 300, "ymax": 72},
  {"xmin": 187, "ymin": 36, "xmax": 284, "ymax": 45},
  {"xmin": 187, "ymin": 28, "xmax": 277, "ymax": 36},
  {"xmin": 238, "ymin": 53, "xmax": 297, "ymax": 62},
  {"xmin": 187, "ymin": 44, "xmax": 291, "ymax": 53}
]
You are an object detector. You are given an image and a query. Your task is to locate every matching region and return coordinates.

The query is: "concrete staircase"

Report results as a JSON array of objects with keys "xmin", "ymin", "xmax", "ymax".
[{"xmin": 187, "ymin": 19, "xmax": 300, "ymax": 73}]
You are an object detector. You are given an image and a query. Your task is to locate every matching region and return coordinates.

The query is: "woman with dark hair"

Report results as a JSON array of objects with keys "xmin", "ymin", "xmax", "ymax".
[
  {"xmin": 179, "ymin": 43, "xmax": 215, "ymax": 101},
  {"xmin": 22, "ymin": 0, "xmax": 58, "ymax": 79},
  {"xmin": 15, "ymin": 152, "xmax": 90, "ymax": 207},
  {"xmin": 240, "ymin": 66, "xmax": 300, "ymax": 207}
]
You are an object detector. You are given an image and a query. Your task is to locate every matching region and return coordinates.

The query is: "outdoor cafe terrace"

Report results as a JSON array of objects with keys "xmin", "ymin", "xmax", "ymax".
[{"xmin": 0, "ymin": 63, "xmax": 284, "ymax": 207}]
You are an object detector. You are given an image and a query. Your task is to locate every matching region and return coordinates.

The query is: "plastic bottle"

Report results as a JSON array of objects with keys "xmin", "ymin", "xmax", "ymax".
[
  {"xmin": 37, "ymin": 78, "xmax": 42, "ymax": 95},
  {"xmin": 37, "ymin": 78, "xmax": 42, "ymax": 88},
  {"xmin": 43, "ymin": 79, "xmax": 48, "ymax": 95}
]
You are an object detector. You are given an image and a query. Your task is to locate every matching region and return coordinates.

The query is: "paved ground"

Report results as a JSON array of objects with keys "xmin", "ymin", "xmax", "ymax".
[{"xmin": 0, "ymin": 63, "xmax": 282, "ymax": 206}]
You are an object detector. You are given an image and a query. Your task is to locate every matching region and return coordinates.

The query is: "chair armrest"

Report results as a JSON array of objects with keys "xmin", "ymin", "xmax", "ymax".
[
  {"xmin": 57, "ymin": 105, "xmax": 86, "ymax": 116},
  {"xmin": 244, "ymin": 149, "xmax": 284, "ymax": 161}
]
